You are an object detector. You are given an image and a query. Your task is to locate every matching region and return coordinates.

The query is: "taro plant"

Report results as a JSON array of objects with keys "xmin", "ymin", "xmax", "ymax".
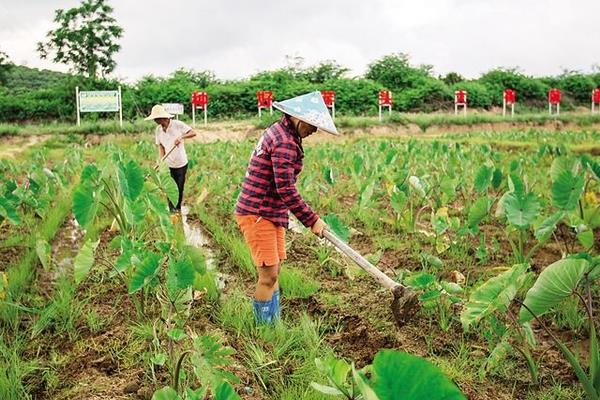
[
  {"xmin": 388, "ymin": 174, "xmax": 432, "ymax": 233},
  {"xmin": 71, "ymin": 157, "xmax": 212, "ymax": 316},
  {"xmin": 519, "ymin": 257, "xmax": 600, "ymax": 399},
  {"xmin": 72, "ymin": 157, "xmax": 178, "ymax": 238},
  {"xmin": 150, "ymin": 245, "xmax": 203, "ymax": 380},
  {"xmin": 349, "ymin": 153, "xmax": 371, "ymax": 192},
  {"xmin": 526, "ymin": 155, "xmax": 594, "ymax": 257},
  {"xmin": 461, "ymin": 263, "xmax": 538, "ymax": 383},
  {"xmin": 429, "ymin": 207, "xmax": 460, "ymax": 254},
  {"xmin": 403, "ymin": 271, "xmax": 463, "ymax": 332},
  {"xmin": 70, "ymin": 156, "xmax": 233, "ymax": 398},
  {"xmin": 493, "ymin": 154, "xmax": 597, "ymax": 264},
  {"xmin": 0, "ymin": 162, "xmax": 70, "ymax": 226},
  {"xmin": 311, "ymin": 350, "xmax": 465, "ymax": 399},
  {"xmin": 152, "ymin": 334, "xmax": 241, "ymax": 400},
  {"xmin": 467, "ymin": 195, "xmax": 492, "ymax": 234},
  {"xmin": 495, "ymin": 173, "xmax": 542, "ymax": 263},
  {"xmin": 0, "ymin": 179, "xmax": 20, "ymax": 226}
]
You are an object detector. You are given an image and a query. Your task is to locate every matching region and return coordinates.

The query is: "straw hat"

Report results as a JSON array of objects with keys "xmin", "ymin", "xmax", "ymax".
[
  {"xmin": 273, "ymin": 91, "xmax": 339, "ymax": 135},
  {"xmin": 144, "ymin": 104, "xmax": 173, "ymax": 120}
]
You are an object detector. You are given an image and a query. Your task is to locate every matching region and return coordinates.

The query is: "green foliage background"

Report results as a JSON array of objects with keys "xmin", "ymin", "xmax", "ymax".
[{"xmin": 1, "ymin": 53, "xmax": 600, "ymax": 122}]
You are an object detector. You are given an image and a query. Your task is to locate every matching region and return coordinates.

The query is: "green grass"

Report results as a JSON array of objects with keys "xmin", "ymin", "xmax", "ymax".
[
  {"xmin": 554, "ymin": 296, "xmax": 587, "ymax": 333},
  {"xmin": 85, "ymin": 308, "xmax": 110, "ymax": 334},
  {"xmin": 218, "ymin": 290, "xmax": 255, "ymax": 336},
  {"xmin": 1, "ymin": 191, "xmax": 72, "ymax": 325},
  {"xmin": 525, "ymin": 384, "xmax": 586, "ymax": 400},
  {"xmin": 241, "ymin": 314, "xmax": 333, "ymax": 399},
  {"xmin": 218, "ymin": 290, "xmax": 336, "ymax": 399},
  {"xmin": 0, "ymin": 119, "xmax": 155, "ymax": 136},
  {"xmin": 195, "ymin": 206, "xmax": 255, "ymax": 277},
  {"xmin": 0, "ymin": 335, "xmax": 39, "ymax": 400},
  {"xmin": 30, "ymin": 276, "xmax": 82, "ymax": 340},
  {"xmin": 398, "ymin": 112, "xmax": 600, "ymax": 131},
  {"xmin": 279, "ymin": 268, "xmax": 320, "ymax": 299},
  {"xmin": 0, "ymin": 124, "xmax": 21, "ymax": 136},
  {"xmin": 249, "ymin": 110, "xmax": 600, "ymax": 132},
  {"xmin": 434, "ymin": 338, "xmax": 479, "ymax": 392}
]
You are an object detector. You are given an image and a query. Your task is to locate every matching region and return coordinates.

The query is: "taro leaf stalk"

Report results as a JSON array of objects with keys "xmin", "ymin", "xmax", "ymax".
[
  {"xmin": 538, "ymin": 156, "xmax": 587, "ymax": 254},
  {"xmin": 461, "ymin": 264, "xmax": 539, "ymax": 384},
  {"xmin": 519, "ymin": 258, "xmax": 600, "ymax": 399},
  {"xmin": 160, "ymin": 255, "xmax": 196, "ymax": 389},
  {"xmin": 501, "ymin": 191, "xmax": 541, "ymax": 263},
  {"xmin": 404, "ymin": 271, "xmax": 463, "ymax": 333},
  {"xmin": 389, "ymin": 175, "xmax": 432, "ymax": 233},
  {"xmin": 189, "ymin": 335, "xmax": 240, "ymax": 396},
  {"xmin": 151, "ymin": 250, "xmax": 221, "ymax": 396}
]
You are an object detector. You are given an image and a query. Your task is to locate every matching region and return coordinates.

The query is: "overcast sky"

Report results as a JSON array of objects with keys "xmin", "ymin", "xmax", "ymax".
[{"xmin": 1, "ymin": 0, "xmax": 599, "ymax": 82}]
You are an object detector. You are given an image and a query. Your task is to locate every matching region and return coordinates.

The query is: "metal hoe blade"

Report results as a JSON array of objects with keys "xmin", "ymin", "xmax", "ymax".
[{"xmin": 322, "ymin": 229, "xmax": 419, "ymax": 327}]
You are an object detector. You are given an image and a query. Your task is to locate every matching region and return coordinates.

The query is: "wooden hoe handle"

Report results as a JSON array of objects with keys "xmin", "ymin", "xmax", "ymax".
[{"xmin": 322, "ymin": 229, "xmax": 403, "ymax": 291}]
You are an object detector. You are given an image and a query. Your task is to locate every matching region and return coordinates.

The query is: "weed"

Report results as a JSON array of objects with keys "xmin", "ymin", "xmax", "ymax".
[{"xmin": 279, "ymin": 268, "xmax": 320, "ymax": 299}]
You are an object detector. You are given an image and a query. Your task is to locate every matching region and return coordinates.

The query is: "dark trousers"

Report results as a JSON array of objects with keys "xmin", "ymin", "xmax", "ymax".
[{"xmin": 169, "ymin": 164, "xmax": 187, "ymax": 211}]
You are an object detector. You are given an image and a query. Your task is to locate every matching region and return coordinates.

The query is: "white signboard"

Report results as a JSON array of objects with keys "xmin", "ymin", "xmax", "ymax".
[
  {"xmin": 162, "ymin": 103, "xmax": 184, "ymax": 115},
  {"xmin": 76, "ymin": 86, "xmax": 123, "ymax": 127},
  {"xmin": 79, "ymin": 90, "xmax": 120, "ymax": 112}
]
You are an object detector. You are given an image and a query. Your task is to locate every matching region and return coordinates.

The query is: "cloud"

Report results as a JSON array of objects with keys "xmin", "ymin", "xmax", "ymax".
[{"xmin": 1, "ymin": 0, "xmax": 599, "ymax": 81}]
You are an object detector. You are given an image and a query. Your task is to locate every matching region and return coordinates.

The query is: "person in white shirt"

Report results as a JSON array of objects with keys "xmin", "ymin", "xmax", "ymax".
[{"xmin": 145, "ymin": 105, "xmax": 197, "ymax": 213}]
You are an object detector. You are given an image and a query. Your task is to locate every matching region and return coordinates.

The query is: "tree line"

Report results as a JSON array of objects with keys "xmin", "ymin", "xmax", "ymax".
[{"xmin": 0, "ymin": 0, "xmax": 599, "ymax": 122}]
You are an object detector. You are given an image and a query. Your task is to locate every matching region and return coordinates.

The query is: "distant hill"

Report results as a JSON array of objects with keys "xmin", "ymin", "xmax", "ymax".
[{"xmin": 3, "ymin": 65, "xmax": 72, "ymax": 93}]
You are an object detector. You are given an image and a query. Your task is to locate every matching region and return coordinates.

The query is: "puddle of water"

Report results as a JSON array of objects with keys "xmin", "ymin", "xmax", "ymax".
[
  {"xmin": 51, "ymin": 215, "xmax": 84, "ymax": 281},
  {"xmin": 182, "ymin": 218, "xmax": 210, "ymax": 249},
  {"xmin": 180, "ymin": 207, "xmax": 231, "ymax": 291}
]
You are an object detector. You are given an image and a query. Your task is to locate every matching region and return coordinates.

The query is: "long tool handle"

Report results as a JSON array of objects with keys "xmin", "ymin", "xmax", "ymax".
[
  {"xmin": 323, "ymin": 230, "xmax": 401, "ymax": 291},
  {"xmin": 161, "ymin": 144, "xmax": 179, "ymax": 162},
  {"xmin": 154, "ymin": 144, "xmax": 179, "ymax": 170}
]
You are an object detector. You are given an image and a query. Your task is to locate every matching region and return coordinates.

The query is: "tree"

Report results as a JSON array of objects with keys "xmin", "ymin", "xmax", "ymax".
[
  {"xmin": 479, "ymin": 68, "xmax": 547, "ymax": 103},
  {"xmin": 303, "ymin": 60, "xmax": 350, "ymax": 84},
  {"xmin": 171, "ymin": 68, "xmax": 218, "ymax": 88},
  {"xmin": 0, "ymin": 50, "xmax": 13, "ymax": 85},
  {"xmin": 37, "ymin": 0, "xmax": 123, "ymax": 79},
  {"xmin": 441, "ymin": 72, "xmax": 465, "ymax": 86},
  {"xmin": 365, "ymin": 53, "xmax": 430, "ymax": 90}
]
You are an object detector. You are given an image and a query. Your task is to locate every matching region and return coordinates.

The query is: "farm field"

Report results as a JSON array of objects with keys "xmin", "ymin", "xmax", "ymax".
[{"xmin": 0, "ymin": 124, "xmax": 599, "ymax": 400}]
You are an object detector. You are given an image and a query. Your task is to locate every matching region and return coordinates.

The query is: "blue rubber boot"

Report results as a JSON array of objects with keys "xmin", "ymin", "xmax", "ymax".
[
  {"xmin": 253, "ymin": 298, "xmax": 273, "ymax": 324},
  {"xmin": 271, "ymin": 290, "xmax": 280, "ymax": 321}
]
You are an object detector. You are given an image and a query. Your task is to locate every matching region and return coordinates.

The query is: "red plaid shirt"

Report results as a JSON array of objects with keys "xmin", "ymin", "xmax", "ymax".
[{"xmin": 235, "ymin": 116, "xmax": 319, "ymax": 228}]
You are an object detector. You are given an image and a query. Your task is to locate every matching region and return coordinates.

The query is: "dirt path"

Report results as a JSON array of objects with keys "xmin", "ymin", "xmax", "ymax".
[
  {"xmin": 188, "ymin": 121, "xmax": 257, "ymax": 143},
  {"xmin": 185, "ymin": 118, "xmax": 600, "ymax": 146},
  {"xmin": 0, "ymin": 135, "xmax": 51, "ymax": 159},
  {"xmin": 23, "ymin": 117, "xmax": 598, "ymax": 149}
]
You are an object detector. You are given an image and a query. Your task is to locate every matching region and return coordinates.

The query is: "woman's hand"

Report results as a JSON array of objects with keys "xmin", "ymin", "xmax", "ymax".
[{"xmin": 311, "ymin": 218, "xmax": 327, "ymax": 237}]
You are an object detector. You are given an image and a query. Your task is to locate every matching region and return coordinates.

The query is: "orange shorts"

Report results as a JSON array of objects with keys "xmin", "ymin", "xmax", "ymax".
[{"xmin": 235, "ymin": 214, "xmax": 286, "ymax": 267}]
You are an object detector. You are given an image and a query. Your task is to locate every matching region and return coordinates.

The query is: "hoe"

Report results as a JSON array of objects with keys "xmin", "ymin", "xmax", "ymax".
[
  {"xmin": 153, "ymin": 143, "xmax": 179, "ymax": 171},
  {"xmin": 323, "ymin": 229, "xmax": 419, "ymax": 328}
]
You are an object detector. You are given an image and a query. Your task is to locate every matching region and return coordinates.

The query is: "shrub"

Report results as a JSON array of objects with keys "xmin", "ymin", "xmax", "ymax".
[
  {"xmin": 451, "ymin": 81, "xmax": 494, "ymax": 109},
  {"xmin": 479, "ymin": 68, "xmax": 548, "ymax": 105}
]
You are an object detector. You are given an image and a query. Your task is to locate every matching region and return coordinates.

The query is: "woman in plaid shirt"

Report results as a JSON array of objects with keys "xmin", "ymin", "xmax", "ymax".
[{"xmin": 235, "ymin": 91, "xmax": 339, "ymax": 323}]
